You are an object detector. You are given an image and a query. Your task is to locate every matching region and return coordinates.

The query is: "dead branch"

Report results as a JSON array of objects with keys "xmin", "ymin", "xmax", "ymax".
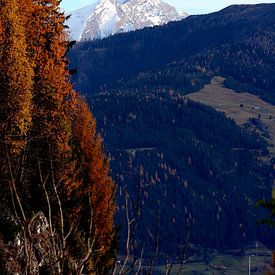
[{"xmin": 119, "ymin": 190, "xmax": 135, "ymax": 275}]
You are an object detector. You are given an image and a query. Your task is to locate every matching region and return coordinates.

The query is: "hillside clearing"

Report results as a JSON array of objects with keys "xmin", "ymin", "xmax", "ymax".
[{"xmin": 187, "ymin": 77, "xmax": 275, "ymax": 158}]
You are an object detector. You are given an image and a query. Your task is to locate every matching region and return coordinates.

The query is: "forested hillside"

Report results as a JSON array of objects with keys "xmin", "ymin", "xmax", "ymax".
[
  {"xmin": 69, "ymin": 3, "xmax": 275, "ymax": 103},
  {"xmin": 67, "ymin": 3, "xmax": 275, "ymax": 263},
  {"xmin": 90, "ymin": 87, "xmax": 274, "ymax": 261},
  {"xmin": 1, "ymin": 0, "xmax": 274, "ymax": 272}
]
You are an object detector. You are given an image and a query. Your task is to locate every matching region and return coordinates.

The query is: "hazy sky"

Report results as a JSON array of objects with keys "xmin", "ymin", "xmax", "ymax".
[{"xmin": 60, "ymin": 0, "xmax": 275, "ymax": 14}]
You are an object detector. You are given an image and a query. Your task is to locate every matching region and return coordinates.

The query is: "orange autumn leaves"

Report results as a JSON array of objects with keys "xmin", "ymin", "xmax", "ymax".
[
  {"xmin": 0, "ymin": 0, "xmax": 115, "ymax": 271},
  {"xmin": 73, "ymin": 98, "xmax": 115, "ymax": 246},
  {"xmin": 0, "ymin": 0, "xmax": 33, "ymax": 155}
]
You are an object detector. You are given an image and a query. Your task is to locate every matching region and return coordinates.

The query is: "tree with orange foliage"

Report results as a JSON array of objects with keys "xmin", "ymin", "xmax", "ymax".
[
  {"xmin": 25, "ymin": 0, "xmax": 116, "ymax": 272},
  {"xmin": 26, "ymin": 0, "xmax": 76, "ymax": 193},
  {"xmin": 0, "ymin": 0, "xmax": 116, "ymax": 273},
  {"xmin": 0, "ymin": 0, "xmax": 34, "ymax": 272},
  {"xmin": 0, "ymin": 0, "xmax": 33, "ymax": 156},
  {"xmin": 72, "ymin": 97, "xmax": 116, "ymax": 273}
]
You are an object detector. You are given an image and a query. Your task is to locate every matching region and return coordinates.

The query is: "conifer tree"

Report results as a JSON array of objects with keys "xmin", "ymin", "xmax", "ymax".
[
  {"xmin": 0, "ymin": 0, "xmax": 116, "ymax": 273},
  {"xmin": 72, "ymin": 97, "xmax": 116, "ymax": 272},
  {"xmin": 26, "ymin": 0, "xmax": 75, "ymax": 183},
  {"xmin": 0, "ymin": 0, "xmax": 33, "ymax": 156},
  {"xmin": 29, "ymin": 0, "xmax": 115, "ymax": 272},
  {"xmin": 0, "ymin": 1, "xmax": 33, "ymax": 272}
]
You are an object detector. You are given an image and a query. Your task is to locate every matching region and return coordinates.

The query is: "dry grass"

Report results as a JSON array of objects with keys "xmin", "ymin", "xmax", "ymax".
[{"xmin": 187, "ymin": 77, "xmax": 275, "ymax": 157}]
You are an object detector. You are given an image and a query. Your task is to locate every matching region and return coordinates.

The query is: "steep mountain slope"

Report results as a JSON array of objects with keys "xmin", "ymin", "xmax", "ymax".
[
  {"xmin": 188, "ymin": 77, "xmax": 275, "ymax": 158},
  {"xmin": 90, "ymin": 86, "xmax": 274, "ymax": 260},
  {"xmin": 65, "ymin": 3, "xmax": 98, "ymax": 41},
  {"xmin": 69, "ymin": 3, "xmax": 275, "ymax": 103},
  {"xmin": 67, "ymin": 3, "xmax": 275, "ymax": 262},
  {"xmin": 66, "ymin": 0, "xmax": 187, "ymax": 41}
]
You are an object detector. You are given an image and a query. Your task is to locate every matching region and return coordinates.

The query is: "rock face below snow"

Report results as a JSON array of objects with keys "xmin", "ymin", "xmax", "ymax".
[{"xmin": 66, "ymin": 0, "xmax": 187, "ymax": 41}]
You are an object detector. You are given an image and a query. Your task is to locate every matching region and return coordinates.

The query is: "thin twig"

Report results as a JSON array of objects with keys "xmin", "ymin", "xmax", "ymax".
[{"xmin": 119, "ymin": 190, "xmax": 135, "ymax": 275}]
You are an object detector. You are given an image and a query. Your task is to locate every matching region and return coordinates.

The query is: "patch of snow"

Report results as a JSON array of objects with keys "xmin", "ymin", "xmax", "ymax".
[{"xmin": 66, "ymin": 2, "xmax": 98, "ymax": 41}]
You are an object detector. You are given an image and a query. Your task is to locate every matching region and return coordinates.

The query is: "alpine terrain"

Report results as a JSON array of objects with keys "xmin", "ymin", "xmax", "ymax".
[
  {"xmin": 66, "ymin": 0, "xmax": 187, "ymax": 41},
  {"xmin": 68, "ymin": 3, "xmax": 275, "ymax": 267}
]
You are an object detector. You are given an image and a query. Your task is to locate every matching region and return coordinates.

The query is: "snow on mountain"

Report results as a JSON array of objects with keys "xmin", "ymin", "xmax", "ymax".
[
  {"xmin": 66, "ymin": 0, "xmax": 188, "ymax": 41},
  {"xmin": 66, "ymin": 3, "xmax": 98, "ymax": 41}
]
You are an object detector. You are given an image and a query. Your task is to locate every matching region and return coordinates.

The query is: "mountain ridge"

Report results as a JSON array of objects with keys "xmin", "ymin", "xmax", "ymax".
[
  {"xmin": 66, "ymin": 0, "xmax": 187, "ymax": 41},
  {"xmin": 67, "ymin": 3, "xmax": 275, "ymax": 261},
  {"xmin": 69, "ymin": 3, "xmax": 275, "ymax": 103}
]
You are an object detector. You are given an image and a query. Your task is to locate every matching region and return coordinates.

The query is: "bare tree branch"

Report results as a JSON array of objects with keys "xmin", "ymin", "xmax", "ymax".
[{"xmin": 119, "ymin": 189, "xmax": 135, "ymax": 275}]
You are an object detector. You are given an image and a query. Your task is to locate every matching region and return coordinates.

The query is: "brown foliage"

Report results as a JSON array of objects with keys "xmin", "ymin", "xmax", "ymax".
[
  {"xmin": 26, "ymin": 0, "xmax": 76, "ymax": 186},
  {"xmin": 72, "ymin": 97, "xmax": 116, "ymax": 270},
  {"xmin": 0, "ymin": 0, "xmax": 116, "ymax": 273},
  {"xmin": 0, "ymin": 0, "xmax": 33, "ymax": 156}
]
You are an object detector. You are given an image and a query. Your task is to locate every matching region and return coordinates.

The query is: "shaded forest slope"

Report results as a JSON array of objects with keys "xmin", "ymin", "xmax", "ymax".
[{"xmin": 69, "ymin": 3, "xmax": 275, "ymax": 103}]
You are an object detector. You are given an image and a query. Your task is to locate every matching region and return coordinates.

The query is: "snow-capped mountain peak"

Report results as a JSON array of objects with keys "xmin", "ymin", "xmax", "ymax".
[{"xmin": 66, "ymin": 0, "xmax": 188, "ymax": 41}]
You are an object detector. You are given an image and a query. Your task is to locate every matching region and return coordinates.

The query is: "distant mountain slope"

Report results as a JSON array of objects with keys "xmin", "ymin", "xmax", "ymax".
[
  {"xmin": 66, "ymin": 0, "xmax": 187, "ymax": 41},
  {"xmin": 188, "ymin": 77, "xmax": 275, "ymax": 158},
  {"xmin": 66, "ymin": 3, "xmax": 275, "ymax": 261},
  {"xmin": 90, "ymin": 85, "xmax": 274, "ymax": 259},
  {"xmin": 69, "ymin": 3, "xmax": 275, "ymax": 103},
  {"xmin": 65, "ymin": 3, "xmax": 98, "ymax": 41}
]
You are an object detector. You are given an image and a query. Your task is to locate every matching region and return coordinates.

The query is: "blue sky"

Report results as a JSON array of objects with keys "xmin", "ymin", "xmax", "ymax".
[{"xmin": 60, "ymin": 0, "xmax": 275, "ymax": 14}]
